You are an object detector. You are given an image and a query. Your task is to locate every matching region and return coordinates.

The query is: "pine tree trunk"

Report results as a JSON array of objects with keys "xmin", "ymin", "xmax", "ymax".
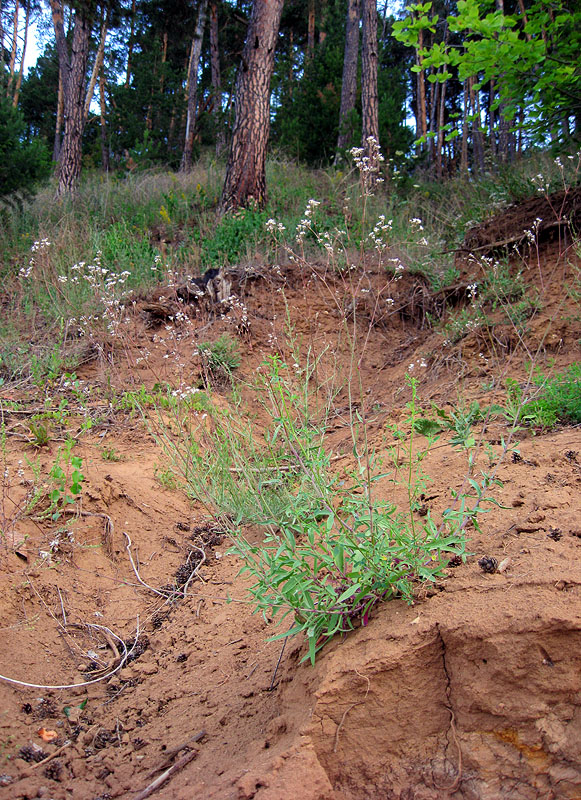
[
  {"xmin": 6, "ymin": 0, "xmax": 19, "ymax": 97},
  {"xmin": 12, "ymin": 0, "xmax": 30, "ymax": 107},
  {"xmin": 50, "ymin": 0, "xmax": 93, "ymax": 196},
  {"xmin": 361, "ymin": 0, "xmax": 379, "ymax": 160},
  {"xmin": 307, "ymin": 0, "xmax": 315, "ymax": 60},
  {"xmin": 84, "ymin": 8, "xmax": 109, "ymax": 122},
  {"xmin": 428, "ymin": 70, "xmax": 438, "ymax": 168},
  {"xmin": 125, "ymin": 0, "xmax": 136, "ymax": 87},
  {"xmin": 99, "ymin": 69, "xmax": 109, "ymax": 172},
  {"xmin": 436, "ymin": 76, "xmax": 447, "ymax": 177},
  {"xmin": 416, "ymin": 29, "xmax": 427, "ymax": 153},
  {"xmin": 489, "ymin": 79, "xmax": 496, "ymax": 158},
  {"xmin": 319, "ymin": 0, "xmax": 328, "ymax": 44},
  {"xmin": 209, "ymin": 0, "xmax": 225, "ymax": 156},
  {"xmin": 470, "ymin": 76, "xmax": 485, "ymax": 173},
  {"xmin": 53, "ymin": 71, "xmax": 64, "ymax": 163},
  {"xmin": 336, "ymin": 0, "xmax": 360, "ymax": 157},
  {"xmin": 181, "ymin": 0, "xmax": 208, "ymax": 172},
  {"xmin": 460, "ymin": 80, "xmax": 468, "ymax": 173},
  {"xmin": 220, "ymin": 0, "xmax": 284, "ymax": 213}
]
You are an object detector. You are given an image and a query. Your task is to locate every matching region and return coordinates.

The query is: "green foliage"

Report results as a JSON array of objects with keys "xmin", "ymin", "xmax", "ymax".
[
  {"xmin": 201, "ymin": 207, "xmax": 270, "ymax": 266},
  {"xmin": 101, "ymin": 447, "xmax": 123, "ymax": 462},
  {"xmin": 154, "ymin": 466, "xmax": 179, "ymax": 490},
  {"xmin": 117, "ymin": 383, "xmax": 208, "ymax": 415},
  {"xmin": 272, "ymin": 4, "xmax": 412, "ymax": 165},
  {"xmin": 93, "ymin": 221, "xmax": 159, "ymax": 285},
  {"xmin": 0, "ymin": 96, "xmax": 50, "ymax": 206},
  {"xmin": 18, "ymin": 44, "xmax": 59, "ymax": 144},
  {"xmin": 48, "ymin": 441, "xmax": 85, "ymax": 521},
  {"xmin": 28, "ymin": 421, "xmax": 51, "ymax": 448},
  {"xmin": 198, "ymin": 334, "xmax": 241, "ymax": 377},
  {"xmin": 513, "ymin": 364, "xmax": 581, "ymax": 428},
  {"xmin": 273, "ymin": 13, "xmax": 345, "ymax": 164},
  {"xmin": 157, "ymin": 356, "xmax": 500, "ymax": 664},
  {"xmin": 394, "ymin": 0, "xmax": 581, "ymax": 144}
]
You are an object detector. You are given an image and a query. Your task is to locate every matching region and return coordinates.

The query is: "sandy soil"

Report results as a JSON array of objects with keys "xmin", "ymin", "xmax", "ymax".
[{"xmin": 0, "ymin": 227, "xmax": 580, "ymax": 800}]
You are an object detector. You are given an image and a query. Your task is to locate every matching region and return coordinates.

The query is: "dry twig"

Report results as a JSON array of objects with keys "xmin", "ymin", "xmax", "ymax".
[{"xmin": 134, "ymin": 731, "xmax": 206, "ymax": 800}]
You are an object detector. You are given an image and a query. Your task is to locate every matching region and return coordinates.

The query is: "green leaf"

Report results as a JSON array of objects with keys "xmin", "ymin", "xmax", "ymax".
[{"xmin": 336, "ymin": 583, "xmax": 361, "ymax": 604}]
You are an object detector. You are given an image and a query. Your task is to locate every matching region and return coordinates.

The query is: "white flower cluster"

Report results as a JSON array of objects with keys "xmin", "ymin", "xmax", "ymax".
[
  {"xmin": 219, "ymin": 293, "xmax": 250, "ymax": 332},
  {"xmin": 350, "ymin": 137, "xmax": 385, "ymax": 174},
  {"xmin": 350, "ymin": 137, "xmax": 385, "ymax": 195},
  {"xmin": 18, "ymin": 238, "xmax": 51, "ymax": 280},
  {"xmin": 387, "ymin": 257, "xmax": 405, "ymax": 280},
  {"xmin": 531, "ymin": 173, "xmax": 547, "ymax": 194},
  {"xmin": 31, "ymin": 238, "xmax": 51, "ymax": 253},
  {"xmin": 266, "ymin": 218, "xmax": 286, "ymax": 234},
  {"xmin": 368, "ymin": 214, "xmax": 393, "ymax": 252},
  {"xmin": 408, "ymin": 358, "xmax": 427, "ymax": 371},
  {"xmin": 171, "ymin": 385, "xmax": 201, "ymax": 400},
  {"xmin": 523, "ymin": 217, "xmax": 542, "ymax": 245},
  {"xmin": 296, "ymin": 199, "xmax": 320, "ymax": 243},
  {"xmin": 409, "ymin": 217, "xmax": 424, "ymax": 232}
]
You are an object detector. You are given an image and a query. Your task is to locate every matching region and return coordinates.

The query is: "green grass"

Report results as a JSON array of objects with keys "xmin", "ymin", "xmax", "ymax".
[
  {"xmin": 1, "ymin": 145, "xmax": 579, "ymax": 384},
  {"xmin": 520, "ymin": 364, "xmax": 581, "ymax": 428}
]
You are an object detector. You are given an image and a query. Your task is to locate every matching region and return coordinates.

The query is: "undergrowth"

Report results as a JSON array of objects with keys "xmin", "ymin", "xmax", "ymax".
[
  {"xmin": 1, "ymin": 145, "xmax": 580, "ymax": 386},
  {"xmin": 508, "ymin": 363, "xmax": 581, "ymax": 428},
  {"xmin": 1, "ymin": 144, "xmax": 579, "ymax": 665}
]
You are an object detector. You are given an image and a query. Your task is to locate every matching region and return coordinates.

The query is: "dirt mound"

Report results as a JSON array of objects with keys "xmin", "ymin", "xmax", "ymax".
[
  {"xmin": 462, "ymin": 187, "xmax": 581, "ymax": 255},
  {"xmin": 224, "ymin": 428, "xmax": 581, "ymax": 800},
  {"xmin": 1, "ymin": 248, "xmax": 580, "ymax": 799}
]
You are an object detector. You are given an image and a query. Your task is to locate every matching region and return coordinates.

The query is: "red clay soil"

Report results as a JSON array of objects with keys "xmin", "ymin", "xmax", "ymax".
[{"xmin": 0, "ymin": 239, "xmax": 580, "ymax": 800}]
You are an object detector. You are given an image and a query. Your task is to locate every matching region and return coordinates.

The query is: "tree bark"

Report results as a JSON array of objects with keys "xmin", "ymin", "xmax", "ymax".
[
  {"xmin": 361, "ymin": 0, "xmax": 379, "ymax": 158},
  {"xmin": 460, "ymin": 79, "xmax": 468, "ymax": 173},
  {"xmin": 336, "ymin": 0, "xmax": 360, "ymax": 157},
  {"xmin": 436, "ymin": 75, "xmax": 447, "ymax": 177},
  {"xmin": 181, "ymin": 0, "xmax": 208, "ymax": 172},
  {"xmin": 12, "ymin": 0, "xmax": 30, "ymax": 107},
  {"xmin": 99, "ymin": 67, "xmax": 109, "ymax": 171},
  {"xmin": 416, "ymin": 28, "xmax": 427, "ymax": 153},
  {"xmin": 125, "ymin": 0, "xmax": 136, "ymax": 87},
  {"xmin": 209, "ymin": 0, "xmax": 224, "ymax": 155},
  {"xmin": 307, "ymin": 0, "xmax": 315, "ymax": 60},
  {"xmin": 319, "ymin": 0, "xmax": 328, "ymax": 45},
  {"xmin": 220, "ymin": 0, "xmax": 284, "ymax": 213},
  {"xmin": 470, "ymin": 76, "xmax": 485, "ymax": 172},
  {"xmin": 84, "ymin": 7, "xmax": 109, "ymax": 122},
  {"xmin": 428, "ymin": 67, "xmax": 438, "ymax": 167},
  {"xmin": 53, "ymin": 70, "xmax": 64, "ymax": 163},
  {"xmin": 50, "ymin": 0, "xmax": 93, "ymax": 195},
  {"xmin": 6, "ymin": 0, "xmax": 19, "ymax": 97}
]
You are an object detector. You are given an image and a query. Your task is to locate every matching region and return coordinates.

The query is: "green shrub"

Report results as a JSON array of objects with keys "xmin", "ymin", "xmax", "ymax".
[
  {"xmin": 201, "ymin": 207, "xmax": 269, "ymax": 266},
  {"xmin": 156, "ymin": 356, "xmax": 500, "ymax": 664},
  {"xmin": 520, "ymin": 364, "xmax": 581, "ymax": 428},
  {"xmin": 198, "ymin": 334, "xmax": 241, "ymax": 378}
]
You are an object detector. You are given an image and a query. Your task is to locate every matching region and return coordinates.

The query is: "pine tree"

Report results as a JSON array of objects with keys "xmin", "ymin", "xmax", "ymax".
[{"xmin": 220, "ymin": 0, "xmax": 284, "ymax": 212}]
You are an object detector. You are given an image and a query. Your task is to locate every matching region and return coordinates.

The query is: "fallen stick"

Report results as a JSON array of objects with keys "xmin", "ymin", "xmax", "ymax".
[
  {"xmin": 133, "ymin": 741, "xmax": 203, "ymax": 800},
  {"xmin": 26, "ymin": 740, "xmax": 71, "ymax": 774},
  {"xmin": 145, "ymin": 730, "xmax": 207, "ymax": 779}
]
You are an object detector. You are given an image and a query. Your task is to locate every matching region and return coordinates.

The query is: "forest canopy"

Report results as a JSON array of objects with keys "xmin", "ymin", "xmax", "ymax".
[{"xmin": 0, "ymin": 0, "xmax": 579, "ymax": 203}]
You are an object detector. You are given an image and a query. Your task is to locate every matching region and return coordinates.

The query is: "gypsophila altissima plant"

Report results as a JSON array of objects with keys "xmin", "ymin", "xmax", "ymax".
[{"xmin": 151, "ymin": 353, "xmax": 503, "ymax": 664}]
